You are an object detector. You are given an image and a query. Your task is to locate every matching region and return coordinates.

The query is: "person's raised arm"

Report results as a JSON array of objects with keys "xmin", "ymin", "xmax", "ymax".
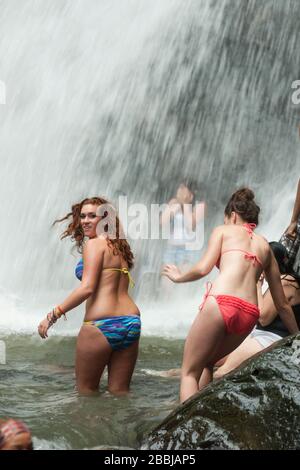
[
  {"xmin": 264, "ymin": 251, "xmax": 299, "ymax": 334},
  {"xmin": 161, "ymin": 226, "xmax": 223, "ymax": 283},
  {"xmin": 285, "ymin": 178, "xmax": 300, "ymax": 238}
]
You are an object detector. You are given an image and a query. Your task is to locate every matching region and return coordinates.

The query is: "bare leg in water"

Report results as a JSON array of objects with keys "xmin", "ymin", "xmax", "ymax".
[
  {"xmin": 181, "ymin": 297, "xmax": 249, "ymax": 402},
  {"xmin": 213, "ymin": 337, "xmax": 263, "ymax": 379}
]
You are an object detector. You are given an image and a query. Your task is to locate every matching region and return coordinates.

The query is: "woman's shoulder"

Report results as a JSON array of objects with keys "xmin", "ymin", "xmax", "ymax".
[
  {"xmin": 213, "ymin": 224, "xmax": 227, "ymax": 231},
  {"xmin": 217, "ymin": 225, "xmax": 269, "ymax": 247},
  {"xmin": 214, "ymin": 224, "xmax": 241, "ymax": 236},
  {"xmin": 210, "ymin": 225, "xmax": 227, "ymax": 237},
  {"xmin": 254, "ymin": 232, "xmax": 270, "ymax": 249},
  {"xmin": 84, "ymin": 237, "xmax": 108, "ymax": 252},
  {"xmin": 210, "ymin": 224, "xmax": 237, "ymax": 240}
]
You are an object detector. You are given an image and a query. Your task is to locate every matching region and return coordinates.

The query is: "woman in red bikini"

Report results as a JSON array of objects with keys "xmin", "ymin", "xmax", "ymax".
[{"xmin": 162, "ymin": 188, "xmax": 299, "ymax": 403}]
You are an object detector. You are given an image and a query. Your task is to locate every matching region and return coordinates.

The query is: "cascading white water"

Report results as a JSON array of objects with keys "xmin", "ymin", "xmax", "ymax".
[{"xmin": 0, "ymin": 0, "xmax": 299, "ymax": 336}]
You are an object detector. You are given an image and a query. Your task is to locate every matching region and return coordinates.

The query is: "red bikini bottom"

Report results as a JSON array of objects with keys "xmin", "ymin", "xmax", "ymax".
[{"xmin": 200, "ymin": 283, "xmax": 260, "ymax": 335}]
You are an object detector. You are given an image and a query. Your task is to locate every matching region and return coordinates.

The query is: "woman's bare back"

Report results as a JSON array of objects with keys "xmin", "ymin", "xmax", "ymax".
[
  {"xmin": 84, "ymin": 240, "xmax": 139, "ymax": 320},
  {"xmin": 212, "ymin": 224, "xmax": 270, "ymax": 303}
]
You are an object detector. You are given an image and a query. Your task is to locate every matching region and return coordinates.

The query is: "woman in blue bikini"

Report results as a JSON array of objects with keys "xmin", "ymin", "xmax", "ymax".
[{"xmin": 38, "ymin": 197, "xmax": 141, "ymax": 396}]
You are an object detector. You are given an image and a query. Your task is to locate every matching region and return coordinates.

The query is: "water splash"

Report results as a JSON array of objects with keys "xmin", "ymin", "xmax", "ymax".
[{"xmin": 0, "ymin": 0, "xmax": 299, "ymax": 335}]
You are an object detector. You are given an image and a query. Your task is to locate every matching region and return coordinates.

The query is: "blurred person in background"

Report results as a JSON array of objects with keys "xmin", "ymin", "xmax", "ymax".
[
  {"xmin": 160, "ymin": 179, "xmax": 205, "ymax": 299},
  {"xmin": 280, "ymin": 178, "xmax": 300, "ymax": 274}
]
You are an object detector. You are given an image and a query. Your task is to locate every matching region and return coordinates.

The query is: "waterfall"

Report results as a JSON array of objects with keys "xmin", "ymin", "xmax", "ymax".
[{"xmin": 0, "ymin": 0, "xmax": 299, "ymax": 336}]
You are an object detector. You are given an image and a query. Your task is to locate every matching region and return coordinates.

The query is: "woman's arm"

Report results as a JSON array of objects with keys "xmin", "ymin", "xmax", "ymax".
[
  {"xmin": 256, "ymin": 278, "xmax": 264, "ymax": 312},
  {"xmin": 162, "ymin": 226, "xmax": 223, "ymax": 283},
  {"xmin": 264, "ymin": 251, "xmax": 299, "ymax": 334},
  {"xmin": 38, "ymin": 239, "xmax": 105, "ymax": 338},
  {"xmin": 259, "ymin": 278, "xmax": 296, "ymax": 327},
  {"xmin": 285, "ymin": 179, "xmax": 300, "ymax": 238},
  {"xmin": 57, "ymin": 238, "xmax": 105, "ymax": 313}
]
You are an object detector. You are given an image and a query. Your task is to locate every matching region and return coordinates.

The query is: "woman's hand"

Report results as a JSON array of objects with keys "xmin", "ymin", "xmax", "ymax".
[
  {"xmin": 38, "ymin": 317, "xmax": 51, "ymax": 339},
  {"xmin": 284, "ymin": 221, "xmax": 297, "ymax": 239},
  {"xmin": 161, "ymin": 264, "xmax": 182, "ymax": 283}
]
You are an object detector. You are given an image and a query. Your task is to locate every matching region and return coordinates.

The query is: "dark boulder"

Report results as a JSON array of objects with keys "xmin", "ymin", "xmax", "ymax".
[{"xmin": 142, "ymin": 335, "xmax": 300, "ymax": 450}]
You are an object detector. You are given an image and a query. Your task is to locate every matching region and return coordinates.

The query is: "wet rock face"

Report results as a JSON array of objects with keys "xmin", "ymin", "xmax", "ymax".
[{"xmin": 142, "ymin": 335, "xmax": 300, "ymax": 450}]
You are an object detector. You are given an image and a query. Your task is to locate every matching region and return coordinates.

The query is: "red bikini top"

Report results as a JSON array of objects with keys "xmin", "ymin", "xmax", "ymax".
[{"xmin": 216, "ymin": 223, "xmax": 263, "ymax": 269}]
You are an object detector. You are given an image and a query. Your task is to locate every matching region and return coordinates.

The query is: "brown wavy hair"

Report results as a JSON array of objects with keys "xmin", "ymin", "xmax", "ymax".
[
  {"xmin": 53, "ymin": 197, "xmax": 134, "ymax": 269},
  {"xmin": 224, "ymin": 188, "xmax": 260, "ymax": 225}
]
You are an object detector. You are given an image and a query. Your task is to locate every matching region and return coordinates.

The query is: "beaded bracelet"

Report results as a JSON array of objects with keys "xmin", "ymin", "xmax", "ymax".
[
  {"xmin": 46, "ymin": 306, "xmax": 66, "ymax": 327},
  {"xmin": 46, "ymin": 311, "xmax": 58, "ymax": 327},
  {"xmin": 54, "ymin": 305, "xmax": 66, "ymax": 319}
]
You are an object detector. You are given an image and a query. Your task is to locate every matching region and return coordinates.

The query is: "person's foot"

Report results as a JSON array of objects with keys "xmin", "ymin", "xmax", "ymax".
[
  {"xmin": 0, "ymin": 419, "xmax": 33, "ymax": 450},
  {"xmin": 161, "ymin": 368, "xmax": 181, "ymax": 378},
  {"xmin": 141, "ymin": 368, "xmax": 181, "ymax": 378}
]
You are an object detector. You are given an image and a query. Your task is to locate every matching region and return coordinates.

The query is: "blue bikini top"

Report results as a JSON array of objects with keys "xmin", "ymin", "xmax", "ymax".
[{"xmin": 75, "ymin": 258, "xmax": 84, "ymax": 281}]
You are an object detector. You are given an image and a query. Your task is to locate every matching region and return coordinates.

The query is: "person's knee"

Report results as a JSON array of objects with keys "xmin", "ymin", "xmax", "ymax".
[
  {"xmin": 108, "ymin": 385, "xmax": 129, "ymax": 396},
  {"xmin": 181, "ymin": 368, "xmax": 201, "ymax": 382},
  {"xmin": 183, "ymin": 360, "xmax": 212, "ymax": 378},
  {"xmin": 213, "ymin": 367, "xmax": 226, "ymax": 379},
  {"xmin": 76, "ymin": 383, "xmax": 99, "ymax": 396}
]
